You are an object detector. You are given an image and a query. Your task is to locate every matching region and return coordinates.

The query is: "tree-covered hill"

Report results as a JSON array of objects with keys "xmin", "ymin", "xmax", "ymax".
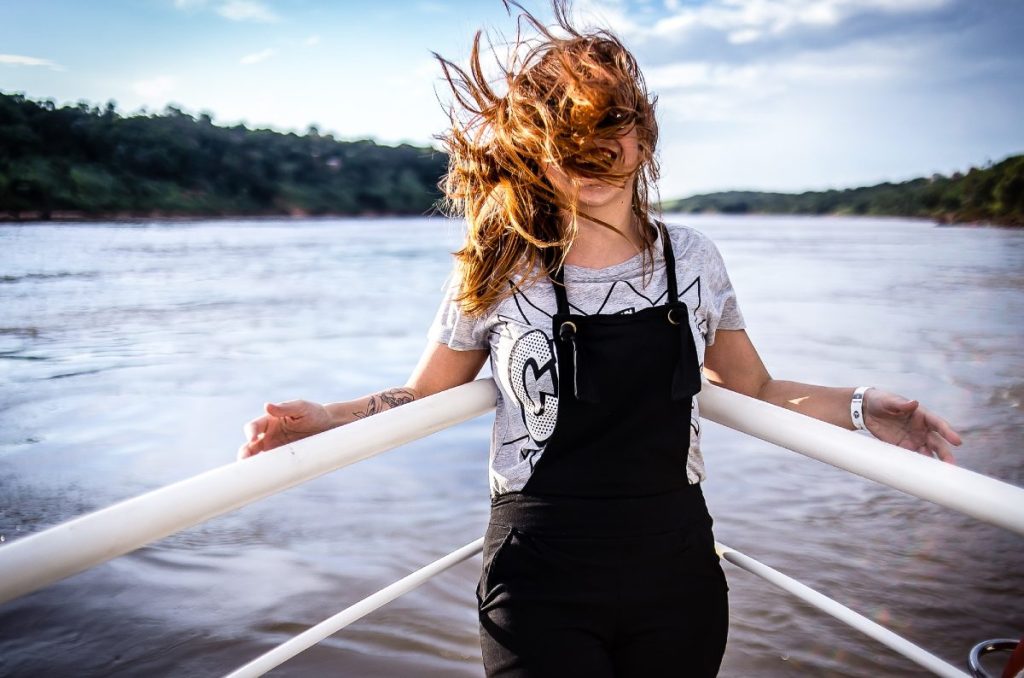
[
  {"xmin": 3, "ymin": 91, "xmax": 1021, "ymax": 225},
  {"xmin": 0, "ymin": 92, "xmax": 447, "ymax": 219},
  {"xmin": 661, "ymin": 154, "xmax": 1024, "ymax": 226}
]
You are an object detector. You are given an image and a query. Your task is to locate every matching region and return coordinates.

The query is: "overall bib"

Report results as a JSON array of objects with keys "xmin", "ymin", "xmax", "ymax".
[{"xmin": 478, "ymin": 222, "xmax": 729, "ymax": 677}]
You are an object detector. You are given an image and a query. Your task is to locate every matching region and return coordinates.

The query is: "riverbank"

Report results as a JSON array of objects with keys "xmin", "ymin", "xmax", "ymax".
[
  {"xmin": 2, "ymin": 209, "xmax": 1018, "ymax": 228},
  {"xmin": 660, "ymin": 154, "xmax": 1024, "ymax": 228},
  {"xmin": 0, "ymin": 209, "xmax": 434, "ymax": 223}
]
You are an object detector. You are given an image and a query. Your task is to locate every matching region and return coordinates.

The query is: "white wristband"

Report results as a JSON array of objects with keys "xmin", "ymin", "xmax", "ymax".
[{"xmin": 851, "ymin": 386, "xmax": 872, "ymax": 431}]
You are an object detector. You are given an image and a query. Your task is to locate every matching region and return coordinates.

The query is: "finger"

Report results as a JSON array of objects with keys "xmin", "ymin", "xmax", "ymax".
[
  {"xmin": 884, "ymin": 398, "xmax": 919, "ymax": 416},
  {"xmin": 237, "ymin": 441, "xmax": 256, "ymax": 461},
  {"xmin": 923, "ymin": 411, "xmax": 963, "ymax": 446},
  {"xmin": 243, "ymin": 416, "xmax": 269, "ymax": 442},
  {"xmin": 928, "ymin": 429, "xmax": 957, "ymax": 464},
  {"xmin": 266, "ymin": 400, "xmax": 306, "ymax": 418},
  {"xmin": 240, "ymin": 430, "xmax": 273, "ymax": 458}
]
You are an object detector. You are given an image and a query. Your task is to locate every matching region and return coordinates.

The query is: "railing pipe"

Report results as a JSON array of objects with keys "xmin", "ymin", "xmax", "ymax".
[
  {"xmin": 0, "ymin": 379, "xmax": 498, "ymax": 607},
  {"xmin": 224, "ymin": 538, "xmax": 484, "ymax": 678},
  {"xmin": 716, "ymin": 542, "xmax": 969, "ymax": 677},
  {"xmin": 2, "ymin": 380, "xmax": 1022, "ymax": 608},
  {"xmin": 699, "ymin": 385, "xmax": 1024, "ymax": 536}
]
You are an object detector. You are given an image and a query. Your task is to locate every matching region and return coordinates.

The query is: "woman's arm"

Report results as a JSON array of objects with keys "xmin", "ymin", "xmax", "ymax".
[
  {"xmin": 324, "ymin": 342, "xmax": 489, "ymax": 426},
  {"xmin": 703, "ymin": 328, "xmax": 962, "ymax": 462},
  {"xmin": 238, "ymin": 342, "xmax": 488, "ymax": 459}
]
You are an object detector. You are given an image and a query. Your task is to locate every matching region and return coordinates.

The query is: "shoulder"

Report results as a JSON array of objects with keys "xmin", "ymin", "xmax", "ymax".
[{"xmin": 659, "ymin": 220, "xmax": 725, "ymax": 268}]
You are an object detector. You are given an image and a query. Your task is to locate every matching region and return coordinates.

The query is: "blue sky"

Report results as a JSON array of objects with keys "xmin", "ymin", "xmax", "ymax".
[{"xmin": 1, "ymin": 0, "xmax": 1022, "ymax": 198}]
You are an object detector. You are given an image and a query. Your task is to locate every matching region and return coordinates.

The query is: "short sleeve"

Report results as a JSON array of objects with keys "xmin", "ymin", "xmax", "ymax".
[
  {"xmin": 702, "ymin": 237, "xmax": 745, "ymax": 346},
  {"xmin": 426, "ymin": 268, "xmax": 491, "ymax": 351}
]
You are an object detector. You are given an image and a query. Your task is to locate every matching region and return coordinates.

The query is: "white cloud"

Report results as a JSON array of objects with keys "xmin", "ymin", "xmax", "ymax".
[
  {"xmin": 0, "ymin": 53, "xmax": 65, "ymax": 70},
  {"xmin": 240, "ymin": 48, "xmax": 277, "ymax": 65},
  {"xmin": 133, "ymin": 75, "xmax": 177, "ymax": 99},
  {"xmin": 646, "ymin": 41, "xmax": 907, "ymax": 123},
  {"xmin": 578, "ymin": 0, "xmax": 953, "ymax": 43},
  {"xmin": 727, "ymin": 28, "xmax": 761, "ymax": 44},
  {"xmin": 724, "ymin": 0, "xmax": 945, "ymax": 37},
  {"xmin": 649, "ymin": 63, "xmax": 773, "ymax": 121},
  {"xmin": 217, "ymin": 0, "xmax": 278, "ymax": 22}
]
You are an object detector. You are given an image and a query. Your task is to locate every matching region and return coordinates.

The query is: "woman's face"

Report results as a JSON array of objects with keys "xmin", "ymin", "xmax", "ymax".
[{"xmin": 542, "ymin": 125, "xmax": 640, "ymax": 210}]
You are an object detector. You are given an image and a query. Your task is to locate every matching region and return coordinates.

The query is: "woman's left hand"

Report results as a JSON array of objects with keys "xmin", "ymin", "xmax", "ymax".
[{"xmin": 862, "ymin": 389, "xmax": 962, "ymax": 463}]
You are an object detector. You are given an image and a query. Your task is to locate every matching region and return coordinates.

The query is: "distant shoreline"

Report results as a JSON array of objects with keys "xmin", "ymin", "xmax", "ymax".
[
  {"xmin": 0, "ymin": 209, "xmax": 436, "ymax": 223},
  {"xmin": 1, "ymin": 209, "xmax": 1015, "ymax": 228}
]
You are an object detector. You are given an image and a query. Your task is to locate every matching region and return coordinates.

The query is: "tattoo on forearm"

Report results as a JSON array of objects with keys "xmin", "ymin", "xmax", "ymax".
[{"xmin": 352, "ymin": 388, "xmax": 417, "ymax": 420}]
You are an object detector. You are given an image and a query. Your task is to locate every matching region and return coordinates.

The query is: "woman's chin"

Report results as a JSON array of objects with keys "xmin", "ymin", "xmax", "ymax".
[{"xmin": 576, "ymin": 182, "xmax": 627, "ymax": 207}]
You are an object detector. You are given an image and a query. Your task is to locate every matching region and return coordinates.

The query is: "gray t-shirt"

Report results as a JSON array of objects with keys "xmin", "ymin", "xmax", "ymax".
[{"xmin": 428, "ymin": 222, "xmax": 745, "ymax": 497}]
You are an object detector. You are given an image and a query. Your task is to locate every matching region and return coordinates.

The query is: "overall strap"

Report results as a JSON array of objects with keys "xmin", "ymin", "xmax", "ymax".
[
  {"xmin": 659, "ymin": 219, "xmax": 701, "ymax": 400},
  {"xmin": 657, "ymin": 220, "xmax": 679, "ymax": 304},
  {"xmin": 551, "ymin": 260, "xmax": 570, "ymax": 316}
]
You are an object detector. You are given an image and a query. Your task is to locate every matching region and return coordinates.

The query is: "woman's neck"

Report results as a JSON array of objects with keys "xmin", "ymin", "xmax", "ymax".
[{"xmin": 562, "ymin": 199, "xmax": 642, "ymax": 269}]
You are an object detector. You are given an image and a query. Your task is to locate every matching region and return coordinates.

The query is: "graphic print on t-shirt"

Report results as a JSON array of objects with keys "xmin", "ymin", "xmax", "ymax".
[
  {"xmin": 592, "ymin": 279, "xmax": 667, "ymax": 314},
  {"xmin": 506, "ymin": 328, "xmax": 558, "ymax": 444}
]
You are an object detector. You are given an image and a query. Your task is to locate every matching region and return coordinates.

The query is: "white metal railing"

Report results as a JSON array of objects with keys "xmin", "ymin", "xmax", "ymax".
[
  {"xmin": 220, "ymin": 536, "xmax": 968, "ymax": 678},
  {"xmin": 225, "ymin": 538, "xmax": 485, "ymax": 678},
  {"xmin": 0, "ymin": 378, "xmax": 1021, "ymax": 676},
  {"xmin": 715, "ymin": 542, "xmax": 968, "ymax": 678},
  {"xmin": 698, "ymin": 385, "xmax": 1024, "ymax": 536}
]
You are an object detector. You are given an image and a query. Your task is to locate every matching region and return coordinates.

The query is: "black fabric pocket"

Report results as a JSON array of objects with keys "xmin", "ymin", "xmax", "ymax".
[
  {"xmin": 477, "ymin": 524, "xmax": 519, "ymax": 608},
  {"xmin": 478, "ymin": 524, "xmax": 606, "ymax": 608}
]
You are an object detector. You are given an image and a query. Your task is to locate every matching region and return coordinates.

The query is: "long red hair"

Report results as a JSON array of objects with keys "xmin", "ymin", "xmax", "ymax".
[{"xmin": 433, "ymin": 0, "xmax": 661, "ymax": 316}]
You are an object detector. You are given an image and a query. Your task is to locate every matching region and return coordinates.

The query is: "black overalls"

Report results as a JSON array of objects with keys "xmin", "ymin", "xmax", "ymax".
[{"xmin": 477, "ymin": 222, "xmax": 729, "ymax": 678}]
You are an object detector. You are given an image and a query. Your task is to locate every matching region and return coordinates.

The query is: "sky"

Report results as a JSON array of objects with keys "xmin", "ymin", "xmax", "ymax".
[{"xmin": 1, "ymin": 0, "xmax": 1022, "ymax": 199}]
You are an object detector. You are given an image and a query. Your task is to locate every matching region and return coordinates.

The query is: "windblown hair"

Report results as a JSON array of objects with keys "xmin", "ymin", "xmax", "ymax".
[{"xmin": 433, "ymin": 0, "xmax": 661, "ymax": 317}]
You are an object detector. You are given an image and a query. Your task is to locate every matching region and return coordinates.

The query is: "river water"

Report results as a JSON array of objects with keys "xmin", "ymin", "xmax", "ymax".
[{"xmin": 0, "ymin": 215, "xmax": 1021, "ymax": 677}]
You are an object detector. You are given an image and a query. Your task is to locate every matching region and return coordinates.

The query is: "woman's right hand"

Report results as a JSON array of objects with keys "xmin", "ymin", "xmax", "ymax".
[{"xmin": 237, "ymin": 400, "xmax": 336, "ymax": 460}]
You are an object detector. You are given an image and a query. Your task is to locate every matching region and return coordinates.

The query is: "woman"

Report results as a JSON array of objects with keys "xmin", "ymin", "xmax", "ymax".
[{"xmin": 237, "ymin": 2, "xmax": 962, "ymax": 675}]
